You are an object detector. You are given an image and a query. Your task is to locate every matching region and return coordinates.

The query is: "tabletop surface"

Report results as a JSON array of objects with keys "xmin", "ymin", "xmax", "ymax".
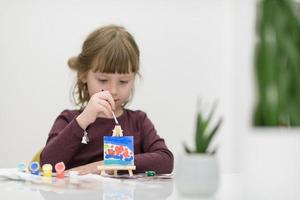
[
  {"xmin": 0, "ymin": 168, "xmax": 241, "ymax": 200},
  {"xmin": 1, "ymin": 168, "xmax": 299, "ymax": 200}
]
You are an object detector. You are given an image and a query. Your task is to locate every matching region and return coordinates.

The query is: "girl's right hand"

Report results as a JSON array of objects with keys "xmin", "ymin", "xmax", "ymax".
[
  {"xmin": 76, "ymin": 90, "xmax": 115, "ymax": 130},
  {"xmin": 66, "ymin": 160, "xmax": 103, "ymax": 175},
  {"xmin": 66, "ymin": 160, "xmax": 113, "ymax": 175}
]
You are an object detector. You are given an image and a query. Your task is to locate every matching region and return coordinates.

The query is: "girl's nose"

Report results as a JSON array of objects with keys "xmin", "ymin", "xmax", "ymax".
[{"xmin": 108, "ymin": 82, "xmax": 117, "ymax": 95}]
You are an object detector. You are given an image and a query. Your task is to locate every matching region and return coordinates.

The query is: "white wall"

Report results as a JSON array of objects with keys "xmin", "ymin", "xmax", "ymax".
[{"xmin": 0, "ymin": 0, "xmax": 237, "ymax": 172}]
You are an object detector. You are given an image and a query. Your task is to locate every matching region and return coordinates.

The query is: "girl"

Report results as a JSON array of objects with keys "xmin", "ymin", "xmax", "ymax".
[{"xmin": 40, "ymin": 25, "xmax": 174, "ymax": 175}]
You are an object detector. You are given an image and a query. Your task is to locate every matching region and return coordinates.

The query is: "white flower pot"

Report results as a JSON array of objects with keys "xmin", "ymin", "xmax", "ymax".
[{"xmin": 175, "ymin": 154, "xmax": 219, "ymax": 197}]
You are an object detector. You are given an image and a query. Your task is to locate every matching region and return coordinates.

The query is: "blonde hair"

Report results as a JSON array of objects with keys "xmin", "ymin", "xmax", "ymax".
[{"xmin": 68, "ymin": 25, "xmax": 140, "ymax": 109}]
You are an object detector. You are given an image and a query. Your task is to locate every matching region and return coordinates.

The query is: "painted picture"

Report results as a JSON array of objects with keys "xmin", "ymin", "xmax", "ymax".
[{"xmin": 103, "ymin": 136, "xmax": 134, "ymax": 166}]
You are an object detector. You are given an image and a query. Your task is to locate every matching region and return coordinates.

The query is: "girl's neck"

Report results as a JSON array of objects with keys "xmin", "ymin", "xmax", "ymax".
[{"xmin": 114, "ymin": 107, "xmax": 124, "ymax": 117}]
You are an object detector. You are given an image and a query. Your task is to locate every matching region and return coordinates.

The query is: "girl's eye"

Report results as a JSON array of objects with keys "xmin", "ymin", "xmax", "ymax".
[
  {"xmin": 120, "ymin": 80, "xmax": 129, "ymax": 84},
  {"xmin": 98, "ymin": 79, "xmax": 107, "ymax": 83}
]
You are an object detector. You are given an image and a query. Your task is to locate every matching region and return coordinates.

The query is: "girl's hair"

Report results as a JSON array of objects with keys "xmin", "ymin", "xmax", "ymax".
[{"xmin": 68, "ymin": 25, "xmax": 140, "ymax": 109}]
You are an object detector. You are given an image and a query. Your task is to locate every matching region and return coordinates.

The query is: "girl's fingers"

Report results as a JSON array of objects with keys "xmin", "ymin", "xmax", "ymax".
[
  {"xmin": 70, "ymin": 168, "xmax": 89, "ymax": 175},
  {"xmin": 78, "ymin": 170, "xmax": 89, "ymax": 175},
  {"xmin": 97, "ymin": 91, "xmax": 115, "ymax": 110},
  {"xmin": 67, "ymin": 161, "xmax": 103, "ymax": 175},
  {"xmin": 97, "ymin": 99, "xmax": 112, "ymax": 117}
]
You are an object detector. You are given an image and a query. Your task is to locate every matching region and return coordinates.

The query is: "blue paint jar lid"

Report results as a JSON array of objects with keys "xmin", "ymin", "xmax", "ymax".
[{"xmin": 29, "ymin": 161, "xmax": 40, "ymax": 172}]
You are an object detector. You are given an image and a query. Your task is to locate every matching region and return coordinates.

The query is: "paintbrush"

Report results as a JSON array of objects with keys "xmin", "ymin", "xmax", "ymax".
[{"xmin": 111, "ymin": 110, "xmax": 119, "ymax": 124}]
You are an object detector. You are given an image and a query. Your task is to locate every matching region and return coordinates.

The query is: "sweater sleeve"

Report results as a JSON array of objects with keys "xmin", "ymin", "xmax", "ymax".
[
  {"xmin": 40, "ymin": 110, "xmax": 85, "ymax": 169},
  {"xmin": 134, "ymin": 113, "xmax": 174, "ymax": 174}
]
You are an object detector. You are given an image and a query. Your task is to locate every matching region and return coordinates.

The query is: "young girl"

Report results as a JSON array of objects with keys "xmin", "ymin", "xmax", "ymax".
[{"xmin": 40, "ymin": 25, "xmax": 174, "ymax": 175}]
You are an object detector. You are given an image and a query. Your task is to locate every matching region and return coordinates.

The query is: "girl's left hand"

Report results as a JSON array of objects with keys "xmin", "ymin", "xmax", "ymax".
[{"xmin": 66, "ymin": 161, "xmax": 103, "ymax": 175}]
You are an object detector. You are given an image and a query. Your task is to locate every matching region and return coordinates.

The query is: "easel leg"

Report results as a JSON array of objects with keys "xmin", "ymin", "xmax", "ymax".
[
  {"xmin": 128, "ymin": 170, "xmax": 133, "ymax": 176},
  {"xmin": 114, "ymin": 170, "xmax": 117, "ymax": 176}
]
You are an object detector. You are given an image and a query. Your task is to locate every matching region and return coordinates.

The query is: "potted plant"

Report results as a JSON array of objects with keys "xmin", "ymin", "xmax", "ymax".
[{"xmin": 175, "ymin": 101, "xmax": 223, "ymax": 196}]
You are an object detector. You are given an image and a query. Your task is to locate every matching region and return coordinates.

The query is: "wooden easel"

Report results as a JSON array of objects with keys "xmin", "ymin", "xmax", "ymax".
[
  {"xmin": 97, "ymin": 165, "xmax": 136, "ymax": 176},
  {"xmin": 98, "ymin": 125, "xmax": 136, "ymax": 176}
]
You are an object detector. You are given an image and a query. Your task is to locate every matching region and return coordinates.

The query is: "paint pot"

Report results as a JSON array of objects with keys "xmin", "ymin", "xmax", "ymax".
[
  {"xmin": 17, "ymin": 162, "xmax": 27, "ymax": 172},
  {"xmin": 55, "ymin": 162, "xmax": 65, "ymax": 179},
  {"xmin": 29, "ymin": 161, "xmax": 40, "ymax": 175},
  {"xmin": 42, "ymin": 164, "xmax": 53, "ymax": 177}
]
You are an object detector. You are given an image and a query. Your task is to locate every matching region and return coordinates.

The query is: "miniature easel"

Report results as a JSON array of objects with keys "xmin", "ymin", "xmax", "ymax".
[
  {"xmin": 112, "ymin": 125, "xmax": 123, "ymax": 136},
  {"xmin": 98, "ymin": 165, "xmax": 136, "ymax": 176},
  {"xmin": 98, "ymin": 125, "xmax": 136, "ymax": 176}
]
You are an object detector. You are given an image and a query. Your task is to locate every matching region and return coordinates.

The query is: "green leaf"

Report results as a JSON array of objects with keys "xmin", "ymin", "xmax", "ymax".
[
  {"xmin": 195, "ymin": 113, "xmax": 206, "ymax": 153},
  {"xmin": 195, "ymin": 102, "xmax": 218, "ymax": 152},
  {"xmin": 203, "ymin": 118, "xmax": 223, "ymax": 152}
]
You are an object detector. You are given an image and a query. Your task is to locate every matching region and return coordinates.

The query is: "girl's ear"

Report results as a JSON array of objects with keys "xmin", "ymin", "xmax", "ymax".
[{"xmin": 79, "ymin": 72, "xmax": 88, "ymax": 83}]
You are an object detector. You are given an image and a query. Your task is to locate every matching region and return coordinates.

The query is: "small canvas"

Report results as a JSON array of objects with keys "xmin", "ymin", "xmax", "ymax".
[{"xmin": 103, "ymin": 136, "xmax": 134, "ymax": 166}]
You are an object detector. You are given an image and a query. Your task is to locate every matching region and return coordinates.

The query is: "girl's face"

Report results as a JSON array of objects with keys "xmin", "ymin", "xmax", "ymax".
[{"xmin": 84, "ymin": 70, "xmax": 135, "ymax": 110}]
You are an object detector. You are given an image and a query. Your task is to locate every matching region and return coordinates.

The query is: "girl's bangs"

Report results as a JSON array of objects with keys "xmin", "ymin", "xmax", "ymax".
[{"xmin": 92, "ymin": 40, "xmax": 138, "ymax": 74}]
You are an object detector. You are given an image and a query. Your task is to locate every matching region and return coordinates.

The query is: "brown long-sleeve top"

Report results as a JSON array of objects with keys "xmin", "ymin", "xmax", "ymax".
[{"xmin": 40, "ymin": 109, "xmax": 174, "ymax": 174}]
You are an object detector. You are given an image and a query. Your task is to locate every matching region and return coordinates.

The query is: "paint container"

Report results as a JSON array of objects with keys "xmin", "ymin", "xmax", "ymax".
[
  {"xmin": 55, "ymin": 162, "xmax": 65, "ymax": 179},
  {"xmin": 42, "ymin": 164, "xmax": 53, "ymax": 177},
  {"xmin": 29, "ymin": 161, "xmax": 40, "ymax": 175},
  {"xmin": 17, "ymin": 162, "xmax": 27, "ymax": 172}
]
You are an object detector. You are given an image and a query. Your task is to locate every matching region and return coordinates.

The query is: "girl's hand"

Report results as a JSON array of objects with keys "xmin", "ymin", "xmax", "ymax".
[
  {"xmin": 66, "ymin": 161, "xmax": 104, "ymax": 175},
  {"xmin": 76, "ymin": 90, "xmax": 115, "ymax": 130}
]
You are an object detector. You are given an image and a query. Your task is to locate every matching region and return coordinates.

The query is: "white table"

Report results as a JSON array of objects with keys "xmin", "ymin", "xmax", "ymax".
[
  {"xmin": 1, "ymin": 169, "xmax": 299, "ymax": 200},
  {"xmin": 0, "ymin": 168, "xmax": 173, "ymax": 200}
]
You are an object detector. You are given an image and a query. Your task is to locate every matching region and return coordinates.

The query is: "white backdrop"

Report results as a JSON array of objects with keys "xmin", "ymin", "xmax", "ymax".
[{"xmin": 0, "ymin": 0, "xmax": 238, "ymax": 172}]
